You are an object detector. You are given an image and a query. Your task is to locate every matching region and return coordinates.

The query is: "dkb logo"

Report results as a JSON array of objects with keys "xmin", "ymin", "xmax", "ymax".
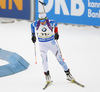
[{"xmin": 39, "ymin": 0, "xmax": 85, "ymax": 16}]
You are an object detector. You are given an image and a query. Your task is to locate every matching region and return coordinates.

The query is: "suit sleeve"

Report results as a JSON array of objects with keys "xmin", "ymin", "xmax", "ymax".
[
  {"xmin": 31, "ymin": 21, "xmax": 38, "ymax": 35},
  {"xmin": 49, "ymin": 20, "xmax": 58, "ymax": 33},
  {"xmin": 31, "ymin": 23, "xmax": 35, "ymax": 35},
  {"xmin": 53, "ymin": 21, "xmax": 58, "ymax": 33}
]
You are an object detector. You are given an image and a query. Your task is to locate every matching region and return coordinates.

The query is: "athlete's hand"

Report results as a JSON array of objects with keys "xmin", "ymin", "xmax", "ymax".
[
  {"xmin": 32, "ymin": 35, "xmax": 36, "ymax": 43},
  {"xmin": 54, "ymin": 33, "xmax": 59, "ymax": 40}
]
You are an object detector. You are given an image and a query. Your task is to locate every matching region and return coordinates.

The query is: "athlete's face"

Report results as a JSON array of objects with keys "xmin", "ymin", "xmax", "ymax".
[
  {"xmin": 40, "ymin": 21, "xmax": 46, "ymax": 25},
  {"xmin": 40, "ymin": 18, "xmax": 46, "ymax": 25}
]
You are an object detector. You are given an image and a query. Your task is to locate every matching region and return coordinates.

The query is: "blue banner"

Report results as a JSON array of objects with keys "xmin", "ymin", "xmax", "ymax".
[
  {"xmin": 35, "ymin": 0, "xmax": 100, "ymax": 26},
  {"xmin": 0, "ymin": 0, "xmax": 30, "ymax": 20}
]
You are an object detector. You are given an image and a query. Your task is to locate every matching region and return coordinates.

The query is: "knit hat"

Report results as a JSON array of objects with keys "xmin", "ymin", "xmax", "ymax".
[{"xmin": 38, "ymin": 12, "xmax": 47, "ymax": 19}]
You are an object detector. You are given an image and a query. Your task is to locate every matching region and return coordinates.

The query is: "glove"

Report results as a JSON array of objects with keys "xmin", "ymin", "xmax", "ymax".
[
  {"xmin": 32, "ymin": 35, "xmax": 36, "ymax": 43},
  {"xmin": 54, "ymin": 33, "xmax": 59, "ymax": 40}
]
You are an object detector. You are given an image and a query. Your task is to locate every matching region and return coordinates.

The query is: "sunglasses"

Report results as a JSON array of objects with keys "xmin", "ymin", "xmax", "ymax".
[{"xmin": 38, "ymin": 17, "xmax": 47, "ymax": 22}]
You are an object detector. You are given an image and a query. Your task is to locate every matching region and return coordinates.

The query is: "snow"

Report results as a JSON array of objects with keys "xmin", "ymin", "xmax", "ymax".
[{"xmin": 0, "ymin": 20, "xmax": 100, "ymax": 92}]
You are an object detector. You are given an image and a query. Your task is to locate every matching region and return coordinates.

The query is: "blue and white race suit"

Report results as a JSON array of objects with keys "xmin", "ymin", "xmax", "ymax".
[{"xmin": 31, "ymin": 20, "xmax": 68, "ymax": 72}]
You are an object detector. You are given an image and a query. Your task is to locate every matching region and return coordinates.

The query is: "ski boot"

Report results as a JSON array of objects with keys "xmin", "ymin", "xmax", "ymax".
[
  {"xmin": 65, "ymin": 69, "xmax": 75, "ymax": 82},
  {"xmin": 44, "ymin": 71, "xmax": 51, "ymax": 83}
]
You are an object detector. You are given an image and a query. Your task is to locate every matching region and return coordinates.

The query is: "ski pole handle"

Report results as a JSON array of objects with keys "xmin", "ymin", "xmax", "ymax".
[
  {"xmin": 39, "ymin": 1, "xmax": 46, "ymax": 6},
  {"xmin": 34, "ymin": 43, "xmax": 37, "ymax": 64}
]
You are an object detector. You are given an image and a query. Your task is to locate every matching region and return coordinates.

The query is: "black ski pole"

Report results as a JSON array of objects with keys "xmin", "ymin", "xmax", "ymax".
[{"xmin": 39, "ymin": 1, "xmax": 46, "ymax": 13}]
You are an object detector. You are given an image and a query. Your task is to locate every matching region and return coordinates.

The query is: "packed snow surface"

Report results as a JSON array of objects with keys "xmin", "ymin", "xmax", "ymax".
[{"xmin": 0, "ymin": 20, "xmax": 100, "ymax": 92}]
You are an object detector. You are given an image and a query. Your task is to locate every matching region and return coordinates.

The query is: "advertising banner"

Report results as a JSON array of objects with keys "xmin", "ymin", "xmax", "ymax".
[
  {"xmin": 0, "ymin": 0, "xmax": 30, "ymax": 20},
  {"xmin": 35, "ymin": 0, "xmax": 100, "ymax": 26}
]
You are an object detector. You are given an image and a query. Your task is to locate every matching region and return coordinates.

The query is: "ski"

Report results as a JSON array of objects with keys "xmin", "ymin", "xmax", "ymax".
[
  {"xmin": 43, "ymin": 81, "xmax": 53, "ymax": 90},
  {"xmin": 68, "ymin": 79, "xmax": 85, "ymax": 87}
]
